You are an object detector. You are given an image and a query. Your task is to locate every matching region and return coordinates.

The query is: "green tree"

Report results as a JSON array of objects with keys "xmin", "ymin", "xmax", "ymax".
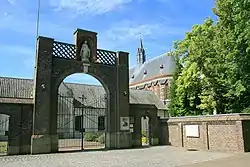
[
  {"xmin": 168, "ymin": 50, "xmax": 183, "ymax": 116},
  {"xmin": 213, "ymin": 0, "xmax": 250, "ymax": 113},
  {"xmin": 173, "ymin": 19, "xmax": 221, "ymax": 115},
  {"xmin": 169, "ymin": 0, "xmax": 250, "ymax": 116}
]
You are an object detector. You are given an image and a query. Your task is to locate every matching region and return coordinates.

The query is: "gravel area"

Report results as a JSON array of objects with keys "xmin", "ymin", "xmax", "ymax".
[{"xmin": 0, "ymin": 146, "xmax": 234, "ymax": 167}]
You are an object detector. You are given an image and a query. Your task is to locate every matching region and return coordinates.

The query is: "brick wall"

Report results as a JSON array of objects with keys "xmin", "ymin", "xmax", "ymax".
[{"xmin": 159, "ymin": 114, "xmax": 250, "ymax": 152}]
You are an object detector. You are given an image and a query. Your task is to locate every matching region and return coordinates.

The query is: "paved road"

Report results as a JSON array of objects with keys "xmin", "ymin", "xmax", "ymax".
[
  {"xmin": 181, "ymin": 152, "xmax": 250, "ymax": 167},
  {"xmin": 0, "ymin": 146, "xmax": 235, "ymax": 167}
]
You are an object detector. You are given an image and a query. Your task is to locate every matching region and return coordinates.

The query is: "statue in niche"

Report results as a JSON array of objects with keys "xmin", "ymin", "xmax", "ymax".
[{"xmin": 80, "ymin": 40, "xmax": 90, "ymax": 63}]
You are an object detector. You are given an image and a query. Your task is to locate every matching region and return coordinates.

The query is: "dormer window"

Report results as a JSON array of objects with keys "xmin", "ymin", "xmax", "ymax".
[
  {"xmin": 160, "ymin": 64, "xmax": 164, "ymax": 69},
  {"xmin": 144, "ymin": 70, "xmax": 147, "ymax": 75}
]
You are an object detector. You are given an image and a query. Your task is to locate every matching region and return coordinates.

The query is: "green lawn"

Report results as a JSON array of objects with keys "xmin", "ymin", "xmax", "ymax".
[{"xmin": 0, "ymin": 142, "xmax": 7, "ymax": 152}]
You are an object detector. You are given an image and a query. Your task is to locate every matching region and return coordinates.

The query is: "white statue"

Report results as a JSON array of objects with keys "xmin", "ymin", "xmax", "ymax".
[{"xmin": 80, "ymin": 41, "xmax": 90, "ymax": 62}]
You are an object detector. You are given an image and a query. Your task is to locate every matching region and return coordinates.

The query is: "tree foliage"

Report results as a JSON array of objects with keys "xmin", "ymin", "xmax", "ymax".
[{"xmin": 169, "ymin": 0, "xmax": 250, "ymax": 116}]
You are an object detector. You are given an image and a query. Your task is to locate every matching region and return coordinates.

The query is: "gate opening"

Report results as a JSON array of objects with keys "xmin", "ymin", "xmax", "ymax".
[
  {"xmin": 141, "ymin": 116, "xmax": 150, "ymax": 146},
  {"xmin": 0, "ymin": 114, "xmax": 9, "ymax": 155},
  {"xmin": 57, "ymin": 74, "xmax": 107, "ymax": 152}
]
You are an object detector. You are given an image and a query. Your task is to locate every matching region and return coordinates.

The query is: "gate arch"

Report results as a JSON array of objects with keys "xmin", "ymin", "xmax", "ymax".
[
  {"xmin": 57, "ymin": 73, "xmax": 108, "ymax": 151},
  {"xmin": 0, "ymin": 114, "xmax": 9, "ymax": 155},
  {"xmin": 0, "ymin": 104, "xmax": 33, "ymax": 156},
  {"xmin": 31, "ymin": 29, "xmax": 131, "ymax": 154}
]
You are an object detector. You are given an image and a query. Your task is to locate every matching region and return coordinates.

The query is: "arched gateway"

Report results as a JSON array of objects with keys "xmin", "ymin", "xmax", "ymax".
[{"xmin": 31, "ymin": 29, "xmax": 131, "ymax": 154}]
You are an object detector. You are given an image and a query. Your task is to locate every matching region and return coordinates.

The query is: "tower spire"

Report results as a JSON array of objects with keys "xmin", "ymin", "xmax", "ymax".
[
  {"xmin": 139, "ymin": 33, "xmax": 143, "ymax": 48},
  {"xmin": 137, "ymin": 33, "xmax": 146, "ymax": 67}
]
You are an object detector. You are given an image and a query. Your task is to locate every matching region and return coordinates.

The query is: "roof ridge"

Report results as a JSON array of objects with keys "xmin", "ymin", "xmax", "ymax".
[
  {"xmin": 142, "ymin": 52, "xmax": 171, "ymax": 66},
  {"xmin": 0, "ymin": 76, "xmax": 33, "ymax": 81},
  {"xmin": 131, "ymin": 89, "xmax": 153, "ymax": 93},
  {"xmin": 129, "ymin": 51, "xmax": 170, "ymax": 69},
  {"xmin": 65, "ymin": 82, "xmax": 103, "ymax": 87},
  {"xmin": 0, "ymin": 76, "xmax": 102, "ymax": 87}
]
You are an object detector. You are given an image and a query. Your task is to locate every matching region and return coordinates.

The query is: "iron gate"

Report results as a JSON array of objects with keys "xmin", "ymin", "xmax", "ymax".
[
  {"xmin": 141, "ymin": 116, "xmax": 150, "ymax": 146},
  {"xmin": 0, "ymin": 115, "xmax": 9, "ymax": 155},
  {"xmin": 57, "ymin": 94, "xmax": 106, "ymax": 152}
]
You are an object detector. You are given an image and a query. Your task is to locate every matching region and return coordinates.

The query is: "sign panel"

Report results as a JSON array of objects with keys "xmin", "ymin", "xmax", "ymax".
[
  {"xmin": 185, "ymin": 125, "xmax": 200, "ymax": 137},
  {"xmin": 120, "ymin": 117, "xmax": 130, "ymax": 131},
  {"xmin": 129, "ymin": 117, "xmax": 135, "ymax": 124}
]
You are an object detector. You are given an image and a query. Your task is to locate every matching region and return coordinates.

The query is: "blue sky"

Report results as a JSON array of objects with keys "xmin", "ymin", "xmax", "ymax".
[{"xmin": 0, "ymin": 0, "xmax": 216, "ymax": 85}]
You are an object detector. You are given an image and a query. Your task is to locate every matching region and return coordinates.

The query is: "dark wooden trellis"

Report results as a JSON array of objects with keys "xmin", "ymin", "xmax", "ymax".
[
  {"xmin": 96, "ymin": 49, "xmax": 117, "ymax": 66},
  {"xmin": 52, "ymin": 41, "xmax": 117, "ymax": 66},
  {"xmin": 53, "ymin": 41, "xmax": 76, "ymax": 59}
]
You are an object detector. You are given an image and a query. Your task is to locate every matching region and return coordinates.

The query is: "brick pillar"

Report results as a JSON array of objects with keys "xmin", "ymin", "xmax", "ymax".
[
  {"xmin": 115, "ymin": 51, "xmax": 132, "ymax": 148},
  {"xmin": 202, "ymin": 122, "xmax": 209, "ymax": 150},
  {"xmin": 7, "ymin": 114, "xmax": 21, "ymax": 155},
  {"xmin": 105, "ymin": 85, "xmax": 118, "ymax": 149},
  {"xmin": 236, "ymin": 120, "xmax": 245, "ymax": 152},
  {"xmin": 31, "ymin": 37, "xmax": 55, "ymax": 154},
  {"xmin": 149, "ymin": 111, "xmax": 159, "ymax": 146},
  {"xmin": 105, "ymin": 51, "xmax": 131, "ymax": 149},
  {"xmin": 132, "ymin": 113, "xmax": 142, "ymax": 147},
  {"xmin": 19, "ymin": 105, "xmax": 33, "ymax": 155},
  {"xmin": 179, "ymin": 123, "xmax": 184, "ymax": 147}
]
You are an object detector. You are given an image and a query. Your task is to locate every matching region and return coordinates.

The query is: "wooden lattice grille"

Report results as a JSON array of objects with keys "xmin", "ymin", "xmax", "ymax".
[
  {"xmin": 53, "ymin": 41, "xmax": 76, "ymax": 59},
  {"xmin": 52, "ymin": 41, "xmax": 117, "ymax": 66},
  {"xmin": 96, "ymin": 49, "xmax": 117, "ymax": 66}
]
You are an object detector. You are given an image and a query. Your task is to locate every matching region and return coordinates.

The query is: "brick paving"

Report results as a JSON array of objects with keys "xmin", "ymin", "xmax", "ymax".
[
  {"xmin": 180, "ymin": 152, "xmax": 250, "ymax": 167},
  {"xmin": 0, "ymin": 146, "xmax": 235, "ymax": 167}
]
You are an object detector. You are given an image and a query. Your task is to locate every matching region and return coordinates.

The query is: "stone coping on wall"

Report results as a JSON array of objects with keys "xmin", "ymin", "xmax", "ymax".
[
  {"xmin": 160, "ymin": 113, "xmax": 250, "ymax": 123},
  {"xmin": 0, "ymin": 97, "xmax": 33, "ymax": 104}
]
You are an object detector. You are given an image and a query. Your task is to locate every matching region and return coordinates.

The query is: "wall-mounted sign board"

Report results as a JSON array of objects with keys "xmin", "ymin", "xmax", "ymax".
[
  {"xmin": 120, "ymin": 117, "xmax": 130, "ymax": 131},
  {"xmin": 129, "ymin": 117, "xmax": 135, "ymax": 124},
  {"xmin": 185, "ymin": 125, "xmax": 200, "ymax": 137}
]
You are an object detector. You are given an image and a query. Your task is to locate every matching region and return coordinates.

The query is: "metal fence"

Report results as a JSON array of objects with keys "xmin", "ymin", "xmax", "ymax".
[
  {"xmin": 57, "ymin": 94, "xmax": 107, "ymax": 152},
  {"xmin": 0, "ymin": 115, "xmax": 9, "ymax": 155},
  {"xmin": 141, "ymin": 116, "xmax": 150, "ymax": 146}
]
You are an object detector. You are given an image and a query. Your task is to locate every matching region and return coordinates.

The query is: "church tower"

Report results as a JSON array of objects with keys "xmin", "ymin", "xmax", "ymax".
[{"xmin": 137, "ymin": 37, "xmax": 146, "ymax": 67}]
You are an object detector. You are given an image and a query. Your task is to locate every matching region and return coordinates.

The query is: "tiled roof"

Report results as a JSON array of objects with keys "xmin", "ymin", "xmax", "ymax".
[
  {"xmin": 0, "ymin": 77, "xmax": 166, "ymax": 110},
  {"xmin": 129, "ymin": 89, "xmax": 166, "ymax": 109},
  {"xmin": 129, "ymin": 67, "xmax": 136, "ymax": 80},
  {"xmin": 129, "ymin": 53, "xmax": 176, "ymax": 84},
  {"xmin": 59, "ymin": 82, "xmax": 107, "ymax": 109},
  {"xmin": 0, "ymin": 77, "xmax": 33, "ymax": 98}
]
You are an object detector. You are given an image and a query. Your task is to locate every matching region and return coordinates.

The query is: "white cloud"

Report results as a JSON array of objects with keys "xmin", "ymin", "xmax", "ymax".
[
  {"xmin": 0, "ymin": 12, "xmax": 75, "ymax": 42},
  {"xmin": 49, "ymin": 0, "xmax": 132, "ymax": 15},
  {"xmin": 96, "ymin": 20, "xmax": 163, "ymax": 49},
  {"xmin": 105, "ymin": 23, "xmax": 161, "ymax": 41},
  {"xmin": 97, "ymin": 20, "xmax": 186, "ymax": 50},
  {"xmin": 7, "ymin": 0, "xmax": 15, "ymax": 5}
]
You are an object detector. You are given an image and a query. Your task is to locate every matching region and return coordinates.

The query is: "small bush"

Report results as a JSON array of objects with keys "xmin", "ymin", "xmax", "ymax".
[
  {"xmin": 84, "ymin": 132, "xmax": 100, "ymax": 141},
  {"xmin": 141, "ymin": 131, "xmax": 147, "ymax": 137},
  {"xmin": 97, "ymin": 133, "xmax": 105, "ymax": 144},
  {"xmin": 141, "ymin": 137, "xmax": 147, "ymax": 144},
  {"xmin": 242, "ymin": 107, "xmax": 250, "ymax": 113}
]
